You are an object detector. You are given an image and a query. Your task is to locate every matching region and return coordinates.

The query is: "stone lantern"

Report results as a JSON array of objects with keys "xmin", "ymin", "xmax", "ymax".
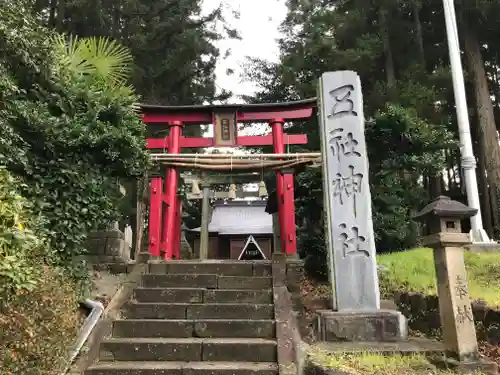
[
  {"xmin": 414, "ymin": 195, "xmax": 476, "ymax": 239},
  {"xmin": 413, "ymin": 196, "xmax": 496, "ymax": 373}
]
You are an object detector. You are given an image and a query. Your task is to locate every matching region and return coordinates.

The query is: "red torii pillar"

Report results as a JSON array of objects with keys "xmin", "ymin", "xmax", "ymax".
[
  {"xmin": 148, "ymin": 121, "xmax": 183, "ymax": 260},
  {"xmin": 270, "ymin": 118, "xmax": 297, "ymax": 256},
  {"xmin": 162, "ymin": 121, "xmax": 183, "ymax": 259},
  {"xmin": 148, "ymin": 177, "xmax": 163, "ymax": 258}
]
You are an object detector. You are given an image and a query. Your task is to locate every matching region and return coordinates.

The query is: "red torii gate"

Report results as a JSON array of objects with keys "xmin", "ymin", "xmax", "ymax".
[{"xmin": 140, "ymin": 98, "xmax": 316, "ymax": 260}]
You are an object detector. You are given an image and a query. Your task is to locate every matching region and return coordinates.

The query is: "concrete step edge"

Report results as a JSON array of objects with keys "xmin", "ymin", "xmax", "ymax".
[
  {"xmin": 88, "ymin": 361, "xmax": 278, "ymax": 370},
  {"xmin": 126, "ymin": 302, "xmax": 274, "ymax": 307},
  {"xmin": 134, "ymin": 287, "xmax": 272, "ymax": 292},
  {"xmin": 134, "ymin": 287, "xmax": 206, "ymax": 291},
  {"xmin": 114, "ymin": 319, "xmax": 275, "ymax": 323},
  {"xmin": 123, "ymin": 302, "xmax": 275, "ymax": 319},
  {"xmin": 147, "ymin": 260, "xmax": 272, "ymax": 264},
  {"xmin": 142, "ymin": 275, "xmax": 272, "ymax": 278},
  {"xmin": 102, "ymin": 337, "xmax": 277, "ymax": 344}
]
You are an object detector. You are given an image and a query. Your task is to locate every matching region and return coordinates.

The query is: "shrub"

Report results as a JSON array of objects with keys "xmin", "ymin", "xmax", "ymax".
[
  {"xmin": 0, "ymin": 168, "xmax": 82, "ymax": 375},
  {"xmin": 0, "ymin": 167, "xmax": 47, "ymax": 298},
  {"xmin": 0, "ymin": 266, "xmax": 81, "ymax": 375},
  {"xmin": 0, "ymin": 1, "xmax": 149, "ymax": 266}
]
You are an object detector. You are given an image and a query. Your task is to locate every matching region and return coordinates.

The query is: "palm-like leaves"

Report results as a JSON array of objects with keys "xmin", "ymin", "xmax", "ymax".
[{"xmin": 52, "ymin": 34, "xmax": 133, "ymax": 87}]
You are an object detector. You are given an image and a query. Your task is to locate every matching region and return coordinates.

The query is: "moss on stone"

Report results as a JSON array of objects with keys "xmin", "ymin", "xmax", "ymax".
[{"xmin": 306, "ymin": 345, "xmax": 487, "ymax": 375}]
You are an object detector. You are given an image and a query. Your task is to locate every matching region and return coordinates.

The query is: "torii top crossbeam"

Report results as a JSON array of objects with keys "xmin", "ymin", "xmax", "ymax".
[{"xmin": 140, "ymin": 98, "xmax": 317, "ymax": 149}]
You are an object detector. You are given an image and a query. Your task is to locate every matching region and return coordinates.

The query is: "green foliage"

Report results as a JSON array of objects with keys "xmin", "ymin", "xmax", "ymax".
[
  {"xmin": 244, "ymin": 0, "xmax": 464, "ymax": 280},
  {"xmin": 292, "ymin": 105, "xmax": 455, "ymax": 279},
  {"xmin": 0, "ymin": 4, "xmax": 144, "ymax": 371},
  {"xmin": 308, "ymin": 346, "xmax": 461, "ymax": 375},
  {"xmin": 34, "ymin": 0, "xmax": 237, "ymax": 108},
  {"xmin": 0, "ymin": 168, "xmax": 47, "ymax": 297},
  {"xmin": 298, "ymin": 228, "xmax": 328, "ymax": 280},
  {"xmin": 378, "ymin": 248, "xmax": 500, "ymax": 307},
  {"xmin": 0, "ymin": 1, "xmax": 149, "ymax": 264},
  {"xmin": 0, "ymin": 167, "xmax": 81, "ymax": 375},
  {"xmin": 368, "ymin": 105, "xmax": 457, "ymax": 251},
  {"xmin": 0, "ymin": 266, "xmax": 81, "ymax": 375},
  {"xmin": 52, "ymin": 35, "xmax": 134, "ymax": 87}
]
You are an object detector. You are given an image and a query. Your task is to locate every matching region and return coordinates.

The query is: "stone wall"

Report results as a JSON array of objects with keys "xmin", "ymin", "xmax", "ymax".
[
  {"xmin": 85, "ymin": 229, "xmax": 131, "ymax": 266},
  {"xmin": 395, "ymin": 292, "xmax": 500, "ymax": 344}
]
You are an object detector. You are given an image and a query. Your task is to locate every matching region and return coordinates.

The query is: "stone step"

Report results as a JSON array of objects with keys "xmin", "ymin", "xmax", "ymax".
[
  {"xmin": 123, "ymin": 302, "xmax": 274, "ymax": 320},
  {"xmin": 85, "ymin": 361, "xmax": 278, "ymax": 375},
  {"xmin": 113, "ymin": 319, "xmax": 276, "ymax": 338},
  {"xmin": 204, "ymin": 289, "xmax": 273, "ymax": 304},
  {"xmin": 141, "ymin": 274, "xmax": 273, "ymax": 290},
  {"xmin": 133, "ymin": 288, "xmax": 204, "ymax": 303},
  {"xmin": 142, "ymin": 274, "xmax": 218, "ymax": 288},
  {"xmin": 99, "ymin": 337, "xmax": 277, "ymax": 362},
  {"xmin": 149, "ymin": 261, "xmax": 259, "ymax": 276},
  {"xmin": 133, "ymin": 288, "xmax": 273, "ymax": 304},
  {"xmin": 217, "ymin": 276, "xmax": 272, "ymax": 290}
]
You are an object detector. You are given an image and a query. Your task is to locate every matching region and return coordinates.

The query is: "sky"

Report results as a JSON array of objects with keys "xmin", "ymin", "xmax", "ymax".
[
  {"xmin": 197, "ymin": 0, "xmax": 288, "ymax": 173},
  {"xmin": 202, "ymin": 0, "xmax": 287, "ymax": 102}
]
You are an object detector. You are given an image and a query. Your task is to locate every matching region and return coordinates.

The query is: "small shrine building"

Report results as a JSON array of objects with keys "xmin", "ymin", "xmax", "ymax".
[{"xmin": 187, "ymin": 200, "xmax": 273, "ymax": 260}]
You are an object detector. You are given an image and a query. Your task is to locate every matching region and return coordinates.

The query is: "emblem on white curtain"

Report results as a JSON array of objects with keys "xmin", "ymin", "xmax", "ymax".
[{"xmin": 238, "ymin": 235, "xmax": 266, "ymax": 260}]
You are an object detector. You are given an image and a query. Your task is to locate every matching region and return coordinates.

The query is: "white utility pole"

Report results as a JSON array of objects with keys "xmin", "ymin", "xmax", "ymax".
[{"xmin": 442, "ymin": 0, "xmax": 491, "ymax": 243}]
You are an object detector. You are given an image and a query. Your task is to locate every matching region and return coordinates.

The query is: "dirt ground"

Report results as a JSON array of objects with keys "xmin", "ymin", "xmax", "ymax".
[{"xmin": 90, "ymin": 269, "xmax": 127, "ymax": 307}]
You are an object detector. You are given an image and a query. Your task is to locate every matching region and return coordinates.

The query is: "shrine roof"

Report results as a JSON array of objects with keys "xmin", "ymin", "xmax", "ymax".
[
  {"xmin": 138, "ymin": 98, "xmax": 317, "ymax": 113},
  {"xmin": 189, "ymin": 200, "xmax": 273, "ymax": 235}
]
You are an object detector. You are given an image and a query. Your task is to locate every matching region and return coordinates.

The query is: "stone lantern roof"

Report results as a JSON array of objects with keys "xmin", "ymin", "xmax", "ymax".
[{"xmin": 413, "ymin": 196, "xmax": 477, "ymax": 220}]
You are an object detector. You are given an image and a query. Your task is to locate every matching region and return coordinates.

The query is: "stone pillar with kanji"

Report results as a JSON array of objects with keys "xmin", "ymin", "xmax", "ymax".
[
  {"xmin": 315, "ymin": 71, "xmax": 407, "ymax": 342},
  {"xmin": 414, "ymin": 196, "xmax": 497, "ymax": 373}
]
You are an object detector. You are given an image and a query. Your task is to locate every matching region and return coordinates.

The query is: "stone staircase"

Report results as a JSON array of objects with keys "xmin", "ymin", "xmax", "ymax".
[{"xmin": 85, "ymin": 261, "xmax": 279, "ymax": 375}]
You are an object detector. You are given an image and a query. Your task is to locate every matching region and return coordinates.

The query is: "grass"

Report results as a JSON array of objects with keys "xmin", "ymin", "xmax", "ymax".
[
  {"xmin": 307, "ymin": 347, "xmax": 486, "ymax": 375},
  {"xmin": 377, "ymin": 248, "xmax": 500, "ymax": 307}
]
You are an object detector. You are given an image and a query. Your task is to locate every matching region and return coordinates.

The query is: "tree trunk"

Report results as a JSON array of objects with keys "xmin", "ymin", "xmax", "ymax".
[
  {"xmin": 448, "ymin": 151, "xmax": 456, "ymax": 191},
  {"xmin": 474, "ymin": 115, "xmax": 494, "ymax": 237},
  {"xmin": 112, "ymin": 2, "xmax": 122, "ymax": 39},
  {"xmin": 378, "ymin": 7, "xmax": 396, "ymax": 88},
  {"xmin": 429, "ymin": 174, "xmax": 443, "ymax": 198},
  {"xmin": 48, "ymin": 0, "xmax": 57, "ymax": 27},
  {"xmin": 413, "ymin": 0, "xmax": 442, "ymax": 196},
  {"xmin": 464, "ymin": 26, "xmax": 500, "ymax": 236},
  {"xmin": 478, "ymin": 141, "xmax": 494, "ymax": 236},
  {"xmin": 56, "ymin": 0, "xmax": 64, "ymax": 31},
  {"xmin": 412, "ymin": 1, "xmax": 425, "ymax": 65},
  {"xmin": 490, "ymin": 185, "xmax": 499, "ymax": 236}
]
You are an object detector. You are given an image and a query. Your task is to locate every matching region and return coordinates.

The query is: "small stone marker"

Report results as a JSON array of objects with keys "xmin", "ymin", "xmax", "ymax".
[
  {"xmin": 414, "ymin": 196, "xmax": 497, "ymax": 372},
  {"xmin": 317, "ymin": 71, "xmax": 380, "ymax": 311}
]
